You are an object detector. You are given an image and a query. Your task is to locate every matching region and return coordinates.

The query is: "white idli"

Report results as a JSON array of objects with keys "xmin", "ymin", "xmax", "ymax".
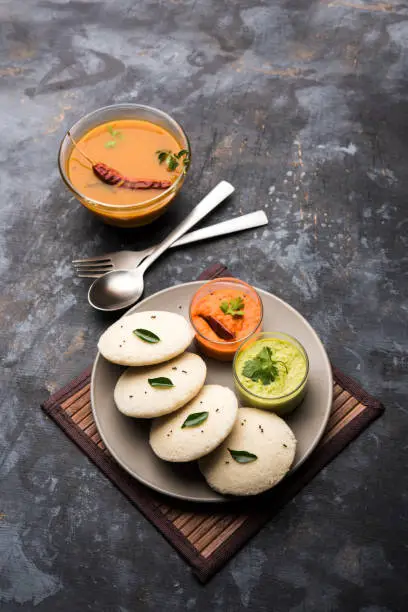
[
  {"xmin": 199, "ymin": 407, "xmax": 296, "ymax": 496},
  {"xmin": 114, "ymin": 352, "xmax": 206, "ymax": 418},
  {"xmin": 98, "ymin": 310, "xmax": 194, "ymax": 366},
  {"xmin": 149, "ymin": 385, "xmax": 238, "ymax": 462}
]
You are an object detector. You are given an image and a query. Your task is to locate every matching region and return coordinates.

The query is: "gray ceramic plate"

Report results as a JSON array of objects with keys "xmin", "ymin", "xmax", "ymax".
[{"xmin": 91, "ymin": 282, "xmax": 332, "ymax": 503}]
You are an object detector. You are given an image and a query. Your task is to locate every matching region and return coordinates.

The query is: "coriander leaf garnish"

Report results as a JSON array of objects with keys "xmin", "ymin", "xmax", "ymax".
[
  {"xmin": 148, "ymin": 377, "xmax": 174, "ymax": 388},
  {"xmin": 133, "ymin": 328, "xmax": 160, "ymax": 343},
  {"xmin": 107, "ymin": 125, "xmax": 121, "ymax": 137},
  {"xmin": 176, "ymin": 149, "xmax": 190, "ymax": 170},
  {"xmin": 167, "ymin": 155, "xmax": 179, "ymax": 171},
  {"xmin": 228, "ymin": 449, "xmax": 258, "ymax": 463},
  {"xmin": 181, "ymin": 411, "xmax": 209, "ymax": 428},
  {"xmin": 242, "ymin": 346, "xmax": 288, "ymax": 385},
  {"xmin": 105, "ymin": 125, "xmax": 122, "ymax": 148},
  {"xmin": 157, "ymin": 151, "xmax": 168, "ymax": 163},
  {"xmin": 156, "ymin": 149, "xmax": 190, "ymax": 174},
  {"xmin": 220, "ymin": 296, "xmax": 245, "ymax": 317}
]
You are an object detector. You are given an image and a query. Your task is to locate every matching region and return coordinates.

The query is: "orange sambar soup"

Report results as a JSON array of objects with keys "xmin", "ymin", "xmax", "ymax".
[
  {"xmin": 67, "ymin": 119, "xmax": 182, "ymax": 206},
  {"xmin": 191, "ymin": 288, "xmax": 262, "ymax": 343}
]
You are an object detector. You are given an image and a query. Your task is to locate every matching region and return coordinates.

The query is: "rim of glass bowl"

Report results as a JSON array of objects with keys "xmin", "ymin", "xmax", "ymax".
[
  {"xmin": 189, "ymin": 278, "xmax": 264, "ymax": 347},
  {"xmin": 232, "ymin": 331, "xmax": 310, "ymax": 401},
  {"xmin": 58, "ymin": 103, "xmax": 191, "ymax": 210}
]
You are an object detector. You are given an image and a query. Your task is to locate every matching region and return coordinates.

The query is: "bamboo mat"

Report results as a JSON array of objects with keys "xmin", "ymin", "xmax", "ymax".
[{"xmin": 41, "ymin": 263, "xmax": 384, "ymax": 582}]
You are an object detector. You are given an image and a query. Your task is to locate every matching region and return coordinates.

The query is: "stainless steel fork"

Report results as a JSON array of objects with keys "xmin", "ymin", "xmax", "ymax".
[{"xmin": 72, "ymin": 210, "xmax": 268, "ymax": 277}]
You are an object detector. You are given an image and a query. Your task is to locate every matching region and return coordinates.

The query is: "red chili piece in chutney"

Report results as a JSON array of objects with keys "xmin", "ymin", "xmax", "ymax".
[{"xmin": 191, "ymin": 286, "xmax": 262, "ymax": 361}]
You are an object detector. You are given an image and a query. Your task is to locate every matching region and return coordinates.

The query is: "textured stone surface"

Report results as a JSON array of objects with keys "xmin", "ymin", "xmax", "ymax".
[{"xmin": 1, "ymin": 0, "xmax": 407, "ymax": 610}]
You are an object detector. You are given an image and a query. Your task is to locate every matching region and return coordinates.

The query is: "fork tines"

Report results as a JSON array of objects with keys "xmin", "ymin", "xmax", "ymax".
[{"xmin": 72, "ymin": 257, "xmax": 113, "ymax": 278}]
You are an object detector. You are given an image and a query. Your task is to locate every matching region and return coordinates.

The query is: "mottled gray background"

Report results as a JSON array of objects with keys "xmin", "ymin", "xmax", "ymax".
[{"xmin": 0, "ymin": 0, "xmax": 407, "ymax": 610}]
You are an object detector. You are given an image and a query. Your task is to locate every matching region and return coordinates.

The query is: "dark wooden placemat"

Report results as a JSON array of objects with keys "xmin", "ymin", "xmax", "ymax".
[{"xmin": 41, "ymin": 263, "xmax": 384, "ymax": 582}]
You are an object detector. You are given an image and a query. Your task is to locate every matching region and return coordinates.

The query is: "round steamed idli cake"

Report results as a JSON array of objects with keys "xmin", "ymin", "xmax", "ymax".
[
  {"xmin": 199, "ymin": 407, "xmax": 296, "ymax": 496},
  {"xmin": 97, "ymin": 310, "xmax": 194, "ymax": 366},
  {"xmin": 149, "ymin": 385, "xmax": 238, "ymax": 462},
  {"xmin": 114, "ymin": 352, "xmax": 206, "ymax": 418}
]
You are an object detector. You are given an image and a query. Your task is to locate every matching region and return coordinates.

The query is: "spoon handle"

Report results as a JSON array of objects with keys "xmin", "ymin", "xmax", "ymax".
[{"xmin": 138, "ymin": 181, "xmax": 234, "ymax": 274}]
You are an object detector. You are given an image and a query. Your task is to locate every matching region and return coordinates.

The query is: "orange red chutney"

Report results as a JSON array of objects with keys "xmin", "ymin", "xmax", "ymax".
[{"xmin": 190, "ymin": 278, "xmax": 263, "ymax": 361}]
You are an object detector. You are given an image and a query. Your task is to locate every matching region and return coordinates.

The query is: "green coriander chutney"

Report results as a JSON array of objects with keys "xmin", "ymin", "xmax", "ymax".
[{"xmin": 233, "ymin": 332, "xmax": 308, "ymax": 415}]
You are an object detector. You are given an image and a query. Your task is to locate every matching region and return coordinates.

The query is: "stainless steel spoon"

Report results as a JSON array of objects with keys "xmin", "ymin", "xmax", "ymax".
[{"xmin": 88, "ymin": 181, "xmax": 234, "ymax": 311}]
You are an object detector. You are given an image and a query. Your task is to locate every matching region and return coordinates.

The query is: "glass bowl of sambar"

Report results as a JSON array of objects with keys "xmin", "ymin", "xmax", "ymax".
[{"xmin": 58, "ymin": 104, "xmax": 191, "ymax": 227}]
